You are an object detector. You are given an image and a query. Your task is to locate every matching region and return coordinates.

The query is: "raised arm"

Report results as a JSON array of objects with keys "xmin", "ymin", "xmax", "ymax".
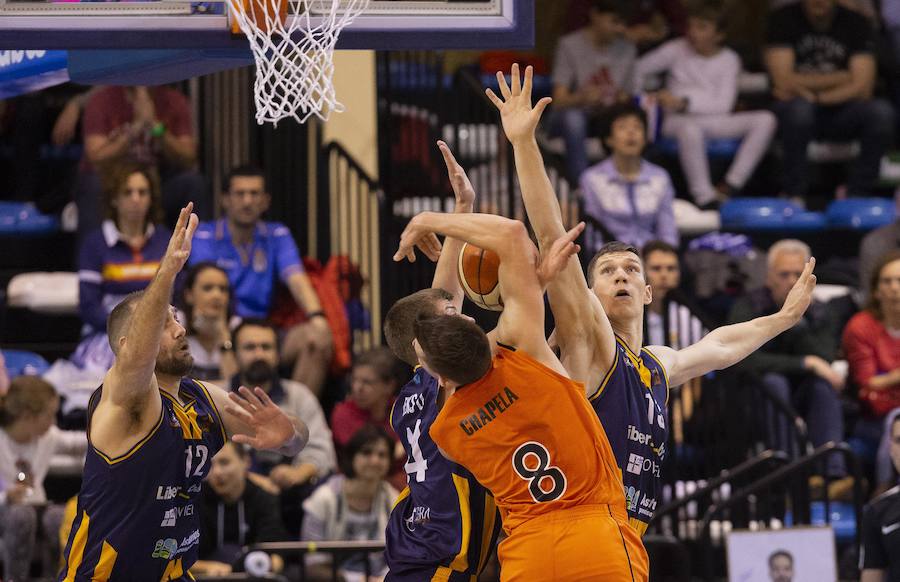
[
  {"xmin": 395, "ymin": 211, "xmax": 581, "ymax": 373},
  {"xmin": 651, "ymin": 258, "xmax": 817, "ymax": 386},
  {"xmin": 487, "ymin": 64, "xmax": 616, "ymax": 384},
  {"xmin": 104, "ymin": 204, "xmax": 198, "ymax": 409},
  {"xmin": 430, "ymin": 140, "xmax": 475, "ymax": 309}
]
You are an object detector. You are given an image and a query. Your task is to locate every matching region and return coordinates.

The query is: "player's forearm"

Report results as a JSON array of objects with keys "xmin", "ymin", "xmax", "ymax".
[
  {"xmin": 701, "ymin": 311, "xmax": 793, "ymax": 370},
  {"xmin": 431, "ymin": 201, "xmax": 473, "ymax": 307},
  {"xmin": 510, "ymin": 139, "xmax": 567, "ymax": 248},
  {"xmin": 416, "ymin": 212, "xmax": 529, "ymax": 262}
]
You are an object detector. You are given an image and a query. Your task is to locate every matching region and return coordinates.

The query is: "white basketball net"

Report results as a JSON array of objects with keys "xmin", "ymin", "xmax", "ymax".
[{"xmin": 226, "ymin": 0, "xmax": 370, "ymax": 125}]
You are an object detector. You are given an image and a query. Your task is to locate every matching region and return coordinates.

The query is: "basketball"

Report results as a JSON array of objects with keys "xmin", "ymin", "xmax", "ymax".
[{"xmin": 458, "ymin": 242, "xmax": 503, "ymax": 311}]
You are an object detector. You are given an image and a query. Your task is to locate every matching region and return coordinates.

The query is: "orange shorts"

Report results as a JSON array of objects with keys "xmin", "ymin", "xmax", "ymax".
[{"xmin": 497, "ymin": 504, "xmax": 648, "ymax": 582}]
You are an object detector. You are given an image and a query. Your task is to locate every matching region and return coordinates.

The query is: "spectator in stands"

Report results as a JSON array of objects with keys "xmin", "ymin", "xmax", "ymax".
[
  {"xmin": 0, "ymin": 377, "xmax": 86, "ymax": 581},
  {"xmin": 643, "ymin": 240, "xmax": 709, "ymax": 348},
  {"xmin": 844, "ymin": 250, "xmax": 900, "ymax": 491},
  {"xmin": 330, "ymin": 347, "xmax": 401, "ymax": 455},
  {"xmin": 765, "ymin": 0, "xmax": 894, "ymax": 199},
  {"xmin": 564, "ymin": 0, "xmax": 687, "ymax": 50},
  {"xmin": 191, "ymin": 165, "xmax": 334, "ymax": 397},
  {"xmin": 859, "ymin": 192, "xmax": 900, "ymax": 300},
  {"xmin": 634, "ymin": 0, "xmax": 777, "ymax": 209},
  {"xmin": 193, "ymin": 441, "xmax": 287, "ymax": 576},
  {"xmin": 860, "ymin": 415, "xmax": 900, "ymax": 581},
  {"xmin": 549, "ymin": 0, "xmax": 637, "ymax": 183},
  {"xmin": 728, "ymin": 240, "xmax": 850, "ymax": 487},
  {"xmin": 579, "ymin": 103, "xmax": 679, "ymax": 250},
  {"xmin": 181, "ymin": 262, "xmax": 238, "ymax": 382},
  {"xmin": 76, "ymin": 85, "xmax": 207, "ymax": 236},
  {"xmin": 0, "ymin": 352, "xmax": 8, "ymax": 397},
  {"xmin": 230, "ymin": 319, "xmax": 335, "ymax": 524},
  {"xmin": 301, "ymin": 425, "xmax": 397, "ymax": 581},
  {"xmin": 76, "ymin": 162, "xmax": 171, "ymax": 371}
]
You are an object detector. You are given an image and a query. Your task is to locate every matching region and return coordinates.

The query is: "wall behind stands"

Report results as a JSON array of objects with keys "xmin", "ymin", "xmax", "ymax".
[{"xmin": 323, "ymin": 51, "xmax": 378, "ymax": 179}]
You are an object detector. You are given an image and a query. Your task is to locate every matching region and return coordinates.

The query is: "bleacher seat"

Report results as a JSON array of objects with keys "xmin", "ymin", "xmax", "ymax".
[
  {"xmin": 654, "ymin": 137, "xmax": 741, "ymax": 159},
  {"xmin": 826, "ymin": 198, "xmax": 896, "ymax": 230},
  {"xmin": 783, "ymin": 501, "xmax": 856, "ymax": 543},
  {"xmin": 673, "ymin": 198, "xmax": 721, "ymax": 235},
  {"xmin": 0, "ymin": 201, "xmax": 59, "ymax": 236},
  {"xmin": 720, "ymin": 197, "xmax": 828, "ymax": 232},
  {"xmin": 2, "ymin": 349, "xmax": 49, "ymax": 377},
  {"xmin": 7, "ymin": 271, "xmax": 79, "ymax": 315}
]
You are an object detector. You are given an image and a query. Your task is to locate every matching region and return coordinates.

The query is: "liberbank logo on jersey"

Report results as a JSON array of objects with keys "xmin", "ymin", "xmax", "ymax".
[{"xmin": 459, "ymin": 387, "xmax": 520, "ymax": 436}]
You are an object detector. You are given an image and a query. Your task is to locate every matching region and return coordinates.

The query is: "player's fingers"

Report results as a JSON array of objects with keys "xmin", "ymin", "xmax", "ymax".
[
  {"xmin": 485, "ymin": 88, "xmax": 504, "ymax": 110},
  {"xmin": 534, "ymin": 97, "xmax": 553, "ymax": 117},
  {"xmin": 239, "ymin": 385, "xmax": 266, "ymax": 410},
  {"xmin": 231, "ymin": 434, "xmax": 255, "ymax": 446},
  {"xmin": 496, "ymin": 71, "xmax": 511, "ymax": 100},
  {"xmin": 510, "ymin": 63, "xmax": 521, "ymax": 96},
  {"xmin": 228, "ymin": 391, "xmax": 257, "ymax": 416},
  {"xmin": 437, "ymin": 140, "xmax": 460, "ymax": 171},
  {"xmin": 254, "ymin": 386, "xmax": 276, "ymax": 408},
  {"xmin": 523, "ymin": 65, "xmax": 533, "ymax": 99}
]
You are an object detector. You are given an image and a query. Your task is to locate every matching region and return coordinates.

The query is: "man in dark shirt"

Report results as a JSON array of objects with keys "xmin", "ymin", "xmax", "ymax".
[
  {"xmin": 861, "ymin": 415, "xmax": 900, "ymax": 582},
  {"xmin": 194, "ymin": 441, "xmax": 288, "ymax": 576},
  {"xmin": 765, "ymin": 0, "xmax": 894, "ymax": 199},
  {"xmin": 728, "ymin": 239, "xmax": 847, "ymax": 481}
]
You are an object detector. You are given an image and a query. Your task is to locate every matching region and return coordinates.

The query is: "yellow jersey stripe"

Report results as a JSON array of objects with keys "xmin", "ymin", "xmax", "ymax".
[
  {"xmin": 193, "ymin": 380, "xmax": 228, "ymax": 444},
  {"xmin": 63, "ymin": 510, "xmax": 90, "ymax": 582},
  {"xmin": 628, "ymin": 516, "xmax": 649, "ymax": 537},
  {"xmin": 477, "ymin": 494, "xmax": 497, "ymax": 573},
  {"xmin": 92, "ymin": 540, "xmax": 118, "ymax": 581},
  {"xmin": 448, "ymin": 473, "xmax": 472, "ymax": 571},
  {"xmin": 392, "ymin": 486, "xmax": 411, "ymax": 510},
  {"xmin": 94, "ymin": 409, "xmax": 164, "ymax": 465},
  {"xmin": 640, "ymin": 347, "xmax": 670, "ymax": 405},
  {"xmin": 589, "ymin": 355, "xmax": 619, "ymax": 401}
]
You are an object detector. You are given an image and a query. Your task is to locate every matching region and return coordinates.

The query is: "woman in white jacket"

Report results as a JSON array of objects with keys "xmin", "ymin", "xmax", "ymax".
[{"xmin": 302, "ymin": 425, "xmax": 398, "ymax": 582}]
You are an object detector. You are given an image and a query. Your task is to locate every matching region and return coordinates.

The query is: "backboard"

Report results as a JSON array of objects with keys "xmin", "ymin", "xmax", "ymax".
[{"xmin": 0, "ymin": 0, "xmax": 533, "ymax": 88}]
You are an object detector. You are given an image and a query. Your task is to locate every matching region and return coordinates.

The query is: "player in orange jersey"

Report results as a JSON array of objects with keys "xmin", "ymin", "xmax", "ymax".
[{"xmin": 394, "ymin": 213, "xmax": 648, "ymax": 581}]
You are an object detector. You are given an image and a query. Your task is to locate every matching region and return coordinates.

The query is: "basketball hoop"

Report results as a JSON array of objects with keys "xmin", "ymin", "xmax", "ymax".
[{"xmin": 226, "ymin": 0, "xmax": 369, "ymax": 125}]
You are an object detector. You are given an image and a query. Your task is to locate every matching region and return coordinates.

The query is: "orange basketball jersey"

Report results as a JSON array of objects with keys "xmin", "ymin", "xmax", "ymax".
[{"xmin": 429, "ymin": 345, "xmax": 626, "ymax": 533}]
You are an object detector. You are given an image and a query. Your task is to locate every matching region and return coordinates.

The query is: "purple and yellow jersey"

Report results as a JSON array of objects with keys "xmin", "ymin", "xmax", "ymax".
[
  {"xmin": 591, "ymin": 336, "xmax": 669, "ymax": 536},
  {"xmin": 385, "ymin": 368, "xmax": 501, "ymax": 582},
  {"xmin": 59, "ymin": 378, "xmax": 226, "ymax": 581}
]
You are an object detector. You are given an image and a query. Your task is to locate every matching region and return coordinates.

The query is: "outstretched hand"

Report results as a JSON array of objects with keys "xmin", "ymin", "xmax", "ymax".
[
  {"xmin": 537, "ymin": 222, "xmax": 585, "ymax": 289},
  {"xmin": 161, "ymin": 203, "xmax": 198, "ymax": 275},
  {"xmin": 779, "ymin": 257, "xmax": 817, "ymax": 325},
  {"xmin": 393, "ymin": 214, "xmax": 442, "ymax": 263},
  {"xmin": 225, "ymin": 386, "xmax": 297, "ymax": 451},
  {"xmin": 437, "ymin": 140, "xmax": 476, "ymax": 210},
  {"xmin": 485, "ymin": 63, "xmax": 553, "ymax": 146}
]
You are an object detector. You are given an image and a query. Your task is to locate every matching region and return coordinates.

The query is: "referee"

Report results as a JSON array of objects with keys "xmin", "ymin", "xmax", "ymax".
[{"xmin": 861, "ymin": 415, "xmax": 900, "ymax": 582}]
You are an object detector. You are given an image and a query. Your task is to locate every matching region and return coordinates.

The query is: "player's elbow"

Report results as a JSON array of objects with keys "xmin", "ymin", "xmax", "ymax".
[{"xmin": 500, "ymin": 220, "xmax": 530, "ymax": 246}]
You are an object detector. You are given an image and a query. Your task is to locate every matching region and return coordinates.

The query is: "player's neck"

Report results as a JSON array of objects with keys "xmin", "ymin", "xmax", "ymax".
[
  {"xmin": 611, "ymin": 318, "xmax": 644, "ymax": 353},
  {"xmin": 156, "ymin": 373, "xmax": 183, "ymax": 402}
]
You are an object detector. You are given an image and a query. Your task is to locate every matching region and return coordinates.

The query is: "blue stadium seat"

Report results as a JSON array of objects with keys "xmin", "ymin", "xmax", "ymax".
[
  {"xmin": 783, "ymin": 501, "xmax": 856, "ymax": 543},
  {"xmin": 720, "ymin": 197, "xmax": 802, "ymax": 227},
  {"xmin": 2, "ymin": 349, "xmax": 50, "ymax": 377},
  {"xmin": 826, "ymin": 198, "xmax": 896, "ymax": 230},
  {"xmin": 0, "ymin": 202, "xmax": 59, "ymax": 236},
  {"xmin": 654, "ymin": 137, "xmax": 741, "ymax": 158}
]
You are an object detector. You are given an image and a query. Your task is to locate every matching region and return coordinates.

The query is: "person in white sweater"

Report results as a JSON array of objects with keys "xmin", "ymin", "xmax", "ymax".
[
  {"xmin": 0, "ymin": 376, "xmax": 87, "ymax": 581},
  {"xmin": 634, "ymin": 0, "xmax": 777, "ymax": 209}
]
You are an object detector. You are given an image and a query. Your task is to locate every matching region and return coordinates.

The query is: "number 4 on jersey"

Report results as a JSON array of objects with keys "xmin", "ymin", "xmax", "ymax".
[{"xmin": 404, "ymin": 419, "xmax": 428, "ymax": 483}]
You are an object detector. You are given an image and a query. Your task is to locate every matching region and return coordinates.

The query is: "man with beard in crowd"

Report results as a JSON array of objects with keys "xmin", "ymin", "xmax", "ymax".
[{"xmin": 229, "ymin": 318, "xmax": 336, "ymax": 534}]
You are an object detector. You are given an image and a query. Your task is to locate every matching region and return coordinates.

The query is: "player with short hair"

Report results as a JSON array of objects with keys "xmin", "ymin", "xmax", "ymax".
[
  {"xmin": 488, "ymin": 63, "xmax": 818, "ymax": 535},
  {"xmin": 382, "ymin": 142, "xmax": 501, "ymax": 582},
  {"xmin": 58, "ymin": 204, "xmax": 308, "ymax": 581},
  {"xmin": 395, "ymin": 211, "xmax": 649, "ymax": 581}
]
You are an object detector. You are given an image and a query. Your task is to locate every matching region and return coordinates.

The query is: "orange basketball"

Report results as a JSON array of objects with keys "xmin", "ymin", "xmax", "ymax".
[{"xmin": 458, "ymin": 243, "xmax": 503, "ymax": 311}]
